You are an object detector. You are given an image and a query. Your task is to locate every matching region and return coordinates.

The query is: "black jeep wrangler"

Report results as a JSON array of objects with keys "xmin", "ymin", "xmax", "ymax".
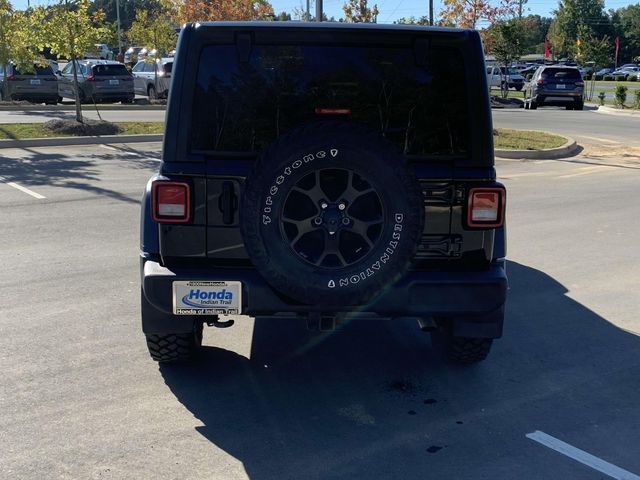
[{"xmin": 140, "ymin": 22, "xmax": 507, "ymax": 364}]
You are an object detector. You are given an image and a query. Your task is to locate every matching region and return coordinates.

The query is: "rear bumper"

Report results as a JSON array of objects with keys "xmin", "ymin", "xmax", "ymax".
[
  {"xmin": 141, "ymin": 258, "xmax": 507, "ymax": 335},
  {"xmin": 534, "ymin": 90, "xmax": 583, "ymax": 104}
]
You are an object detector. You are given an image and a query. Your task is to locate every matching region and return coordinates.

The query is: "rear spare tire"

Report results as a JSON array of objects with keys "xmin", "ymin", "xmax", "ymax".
[{"xmin": 241, "ymin": 122, "xmax": 424, "ymax": 306}]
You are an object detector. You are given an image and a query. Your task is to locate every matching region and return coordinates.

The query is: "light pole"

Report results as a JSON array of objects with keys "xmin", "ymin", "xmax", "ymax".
[
  {"xmin": 316, "ymin": 0, "xmax": 322, "ymax": 21},
  {"xmin": 116, "ymin": 0, "xmax": 122, "ymax": 55}
]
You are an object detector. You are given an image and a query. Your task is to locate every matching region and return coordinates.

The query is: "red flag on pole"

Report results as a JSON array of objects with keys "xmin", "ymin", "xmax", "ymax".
[
  {"xmin": 615, "ymin": 36, "xmax": 620, "ymax": 67},
  {"xmin": 544, "ymin": 38, "xmax": 550, "ymax": 59}
]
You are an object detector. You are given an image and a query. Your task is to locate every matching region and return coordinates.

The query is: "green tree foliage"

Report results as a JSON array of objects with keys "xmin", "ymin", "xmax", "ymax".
[
  {"xmin": 551, "ymin": 0, "xmax": 611, "ymax": 58},
  {"xmin": 89, "ymin": 0, "xmax": 161, "ymax": 32},
  {"xmin": 342, "ymin": 0, "xmax": 378, "ymax": 23},
  {"xmin": 0, "ymin": 0, "xmax": 45, "ymax": 99},
  {"xmin": 610, "ymin": 5, "xmax": 640, "ymax": 63},
  {"xmin": 275, "ymin": 11, "xmax": 291, "ymax": 21},
  {"xmin": 520, "ymin": 15, "xmax": 553, "ymax": 53},
  {"xmin": 127, "ymin": 7, "xmax": 176, "ymax": 95},
  {"xmin": 37, "ymin": 0, "xmax": 109, "ymax": 122},
  {"xmin": 488, "ymin": 20, "xmax": 525, "ymax": 97},
  {"xmin": 395, "ymin": 16, "xmax": 430, "ymax": 26},
  {"xmin": 574, "ymin": 24, "xmax": 612, "ymax": 67}
]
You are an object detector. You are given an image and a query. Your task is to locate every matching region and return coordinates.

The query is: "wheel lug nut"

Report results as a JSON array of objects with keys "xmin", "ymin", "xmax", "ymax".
[
  {"xmin": 338, "ymin": 203, "xmax": 346, "ymax": 211},
  {"xmin": 321, "ymin": 202, "xmax": 328, "ymax": 209},
  {"xmin": 314, "ymin": 217, "xmax": 323, "ymax": 225},
  {"xmin": 342, "ymin": 217, "xmax": 350, "ymax": 225}
]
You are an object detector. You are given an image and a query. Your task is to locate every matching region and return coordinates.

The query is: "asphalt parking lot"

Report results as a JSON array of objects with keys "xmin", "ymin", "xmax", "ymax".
[{"xmin": 1, "ymin": 136, "xmax": 639, "ymax": 479}]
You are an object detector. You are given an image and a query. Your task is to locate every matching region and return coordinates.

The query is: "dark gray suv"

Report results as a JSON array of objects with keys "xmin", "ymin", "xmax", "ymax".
[
  {"xmin": 524, "ymin": 65, "xmax": 584, "ymax": 110},
  {"xmin": 58, "ymin": 60, "xmax": 134, "ymax": 104},
  {"xmin": 0, "ymin": 64, "xmax": 58, "ymax": 104}
]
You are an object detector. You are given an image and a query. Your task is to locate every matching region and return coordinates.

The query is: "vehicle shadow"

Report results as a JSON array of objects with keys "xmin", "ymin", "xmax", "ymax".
[{"xmin": 159, "ymin": 261, "xmax": 640, "ymax": 480}]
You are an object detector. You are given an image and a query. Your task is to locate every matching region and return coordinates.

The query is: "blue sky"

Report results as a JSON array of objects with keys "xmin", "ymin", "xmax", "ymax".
[{"xmin": 12, "ymin": 0, "xmax": 640, "ymax": 25}]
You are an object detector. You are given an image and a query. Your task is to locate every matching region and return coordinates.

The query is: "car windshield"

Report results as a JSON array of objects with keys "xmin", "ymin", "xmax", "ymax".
[
  {"xmin": 191, "ymin": 44, "xmax": 470, "ymax": 157},
  {"xmin": 92, "ymin": 64, "xmax": 129, "ymax": 76},
  {"xmin": 500, "ymin": 67, "xmax": 518, "ymax": 75},
  {"xmin": 541, "ymin": 68, "xmax": 581, "ymax": 80}
]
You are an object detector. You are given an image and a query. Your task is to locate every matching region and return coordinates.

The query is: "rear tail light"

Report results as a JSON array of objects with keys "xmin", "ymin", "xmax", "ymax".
[
  {"xmin": 536, "ymin": 79, "xmax": 544, "ymax": 86},
  {"xmin": 575, "ymin": 81, "xmax": 584, "ymax": 86},
  {"xmin": 151, "ymin": 181, "xmax": 190, "ymax": 223},
  {"xmin": 6, "ymin": 73, "xmax": 14, "ymax": 81},
  {"xmin": 467, "ymin": 187, "xmax": 506, "ymax": 228},
  {"xmin": 123, "ymin": 76, "xmax": 133, "ymax": 81},
  {"xmin": 86, "ymin": 73, "xmax": 95, "ymax": 81}
]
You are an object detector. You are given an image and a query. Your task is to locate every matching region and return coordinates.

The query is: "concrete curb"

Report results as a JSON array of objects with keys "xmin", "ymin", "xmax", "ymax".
[
  {"xmin": 591, "ymin": 105, "xmax": 640, "ymax": 117},
  {"xmin": 0, "ymin": 133, "xmax": 163, "ymax": 149},
  {"xmin": 0, "ymin": 104, "xmax": 166, "ymax": 111},
  {"xmin": 495, "ymin": 135, "xmax": 579, "ymax": 160}
]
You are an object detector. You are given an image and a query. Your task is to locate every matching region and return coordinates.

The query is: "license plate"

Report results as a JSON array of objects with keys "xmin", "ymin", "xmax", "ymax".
[
  {"xmin": 109, "ymin": 79, "xmax": 119, "ymax": 85},
  {"xmin": 30, "ymin": 79, "xmax": 41, "ymax": 85},
  {"xmin": 173, "ymin": 281, "xmax": 242, "ymax": 315},
  {"xmin": 556, "ymin": 84, "xmax": 566, "ymax": 89}
]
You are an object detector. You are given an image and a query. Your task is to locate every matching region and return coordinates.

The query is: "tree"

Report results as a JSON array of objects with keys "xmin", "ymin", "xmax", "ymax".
[
  {"xmin": 342, "ymin": 0, "xmax": 378, "ymax": 23},
  {"xmin": 0, "ymin": 1, "xmax": 45, "ymax": 100},
  {"xmin": 89, "ymin": 0, "xmax": 162, "ymax": 32},
  {"xmin": 128, "ymin": 8, "xmax": 176, "ymax": 98},
  {"xmin": 610, "ymin": 5, "xmax": 640, "ymax": 63},
  {"xmin": 440, "ymin": 0, "xmax": 497, "ymax": 28},
  {"xmin": 37, "ymin": 0, "xmax": 109, "ymax": 122},
  {"xmin": 552, "ymin": 0, "xmax": 611, "ymax": 58},
  {"xmin": 395, "ymin": 16, "xmax": 430, "ymax": 26},
  {"xmin": 165, "ymin": 0, "xmax": 274, "ymax": 24},
  {"xmin": 488, "ymin": 20, "xmax": 525, "ymax": 97}
]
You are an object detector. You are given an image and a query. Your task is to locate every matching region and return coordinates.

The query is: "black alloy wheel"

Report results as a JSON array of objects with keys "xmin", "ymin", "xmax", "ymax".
[{"xmin": 280, "ymin": 168, "xmax": 384, "ymax": 269}]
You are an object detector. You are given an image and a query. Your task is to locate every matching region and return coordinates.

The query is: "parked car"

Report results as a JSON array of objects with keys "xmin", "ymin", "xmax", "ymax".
[
  {"xmin": 124, "ymin": 46, "xmax": 145, "ymax": 65},
  {"xmin": 487, "ymin": 65, "xmax": 525, "ymax": 90},
  {"xmin": 524, "ymin": 65, "xmax": 584, "ymax": 110},
  {"xmin": 57, "ymin": 60, "xmax": 134, "ymax": 104},
  {"xmin": 140, "ymin": 22, "xmax": 507, "ymax": 365},
  {"xmin": 595, "ymin": 67, "xmax": 613, "ymax": 76},
  {"xmin": 132, "ymin": 58, "xmax": 173, "ymax": 98},
  {"xmin": 87, "ymin": 43, "xmax": 113, "ymax": 60},
  {"xmin": 619, "ymin": 63, "xmax": 639, "ymax": 70},
  {"xmin": 0, "ymin": 63, "xmax": 58, "ymax": 104},
  {"xmin": 611, "ymin": 67, "xmax": 640, "ymax": 80}
]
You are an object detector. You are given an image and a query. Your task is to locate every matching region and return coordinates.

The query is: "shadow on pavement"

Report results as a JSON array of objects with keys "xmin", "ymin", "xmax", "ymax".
[
  {"xmin": 0, "ymin": 146, "xmax": 159, "ymax": 203},
  {"xmin": 160, "ymin": 261, "xmax": 640, "ymax": 480}
]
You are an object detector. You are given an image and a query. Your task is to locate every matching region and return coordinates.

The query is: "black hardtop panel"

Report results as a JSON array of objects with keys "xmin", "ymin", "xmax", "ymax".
[{"xmin": 163, "ymin": 22, "xmax": 493, "ymax": 170}]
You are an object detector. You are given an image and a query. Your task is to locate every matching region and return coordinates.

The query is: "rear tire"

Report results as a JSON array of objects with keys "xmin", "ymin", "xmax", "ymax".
[
  {"xmin": 529, "ymin": 100, "xmax": 538, "ymax": 110},
  {"xmin": 574, "ymin": 101, "xmax": 584, "ymax": 110},
  {"xmin": 147, "ymin": 85, "xmax": 157, "ymax": 100},
  {"xmin": 565, "ymin": 104, "xmax": 574, "ymax": 110},
  {"xmin": 145, "ymin": 322, "xmax": 203, "ymax": 363},
  {"xmin": 431, "ymin": 325, "xmax": 493, "ymax": 364}
]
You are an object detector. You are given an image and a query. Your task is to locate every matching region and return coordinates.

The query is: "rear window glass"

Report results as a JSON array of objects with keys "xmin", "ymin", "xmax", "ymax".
[
  {"xmin": 191, "ymin": 44, "xmax": 469, "ymax": 157},
  {"xmin": 13, "ymin": 65, "xmax": 54, "ymax": 76},
  {"xmin": 163, "ymin": 62, "xmax": 173, "ymax": 74},
  {"xmin": 92, "ymin": 64, "xmax": 129, "ymax": 76},
  {"xmin": 541, "ymin": 68, "xmax": 580, "ymax": 80}
]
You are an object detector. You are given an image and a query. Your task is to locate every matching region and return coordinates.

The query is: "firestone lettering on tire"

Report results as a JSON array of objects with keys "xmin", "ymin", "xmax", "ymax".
[
  {"xmin": 262, "ymin": 150, "xmax": 328, "ymax": 225},
  {"xmin": 330, "ymin": 213, "xmax": 404, "ymax": 288}
]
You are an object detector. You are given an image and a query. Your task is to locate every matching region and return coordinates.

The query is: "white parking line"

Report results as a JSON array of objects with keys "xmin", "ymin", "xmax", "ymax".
[
  {"xmin": 0, "ymin": 176, "xmax": 46, "ymax": 199},
  {"xmin": 526, "ymin": 431, "xmax": 640, "ymax": 480}
]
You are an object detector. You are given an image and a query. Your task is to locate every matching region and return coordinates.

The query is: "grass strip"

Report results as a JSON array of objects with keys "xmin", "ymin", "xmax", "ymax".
[
  {"xmin": 0, "ymin": 121, "xmax": 164, "ymax": 140},
  {"xmin": 494, "ymin": 128, "xmax": 567, "ymax": 150}
]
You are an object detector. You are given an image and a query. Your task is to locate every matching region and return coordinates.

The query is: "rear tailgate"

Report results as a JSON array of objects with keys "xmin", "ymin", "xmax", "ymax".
[
  {"xmin": 160, "ymin": 24, "xmax": 496, "ymax": 267},
  {"xmin": 90, "ymin": 64, "xmax": 133, "ymax": 95}
]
